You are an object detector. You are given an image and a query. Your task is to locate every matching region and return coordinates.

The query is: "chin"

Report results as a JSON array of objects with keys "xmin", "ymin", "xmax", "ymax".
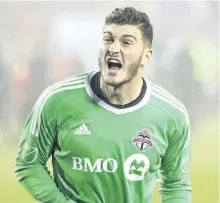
[
  {"xmin": 100, "ymin": 65, "xmax": 127, "ymax": 87},
  {"xmin": 103, "ymin": 75, "xmax": 125, "ymax": 87},
  {"xmin": 104, "ymin": 80, "xmax": 120, "ymax": 87}
]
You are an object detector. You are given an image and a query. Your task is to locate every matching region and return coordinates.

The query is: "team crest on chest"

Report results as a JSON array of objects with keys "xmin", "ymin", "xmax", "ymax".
[{"xmin": 132, "ymin": 129, "xmax": 153, "ymax": 152}]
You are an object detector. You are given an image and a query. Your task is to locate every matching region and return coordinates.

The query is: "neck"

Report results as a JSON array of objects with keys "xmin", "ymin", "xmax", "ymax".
[{"xmin": 100, "ymin": 71, "xmax": 144, "ymax": 106}]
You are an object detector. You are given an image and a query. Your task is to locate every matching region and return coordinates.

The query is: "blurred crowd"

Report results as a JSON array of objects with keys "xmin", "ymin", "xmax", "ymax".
[{"xmin": 0, "ymin": 1, "xmax": 218, "ymax": 145}]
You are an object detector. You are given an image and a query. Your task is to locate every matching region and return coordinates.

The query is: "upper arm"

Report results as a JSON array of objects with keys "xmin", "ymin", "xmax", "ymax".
[
  {"xmin": 15, "ymin": 93, "xmax": 57, "ymax": 171},
  {"xmin": 159, "ymin": 110, "xmax": 191, "ymax": 192}
]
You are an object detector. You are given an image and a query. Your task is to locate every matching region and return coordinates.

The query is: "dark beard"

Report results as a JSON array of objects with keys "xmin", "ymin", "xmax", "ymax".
[{"xmin": 127, "ymin": 54, "xmax": 143, "ymax": 81}]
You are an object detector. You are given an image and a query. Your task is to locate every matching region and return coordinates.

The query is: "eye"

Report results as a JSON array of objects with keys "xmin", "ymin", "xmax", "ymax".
[
  {"xmin": 123, "ymin": 41, "xmax": 132, "ymax": 45},
  {"xmin": 103, "ymin": 37, "xmax": 112, "ymax": 42},
  {"xmin": 121, "ymin": 39, "xmax": 133, "ymax": 46}
]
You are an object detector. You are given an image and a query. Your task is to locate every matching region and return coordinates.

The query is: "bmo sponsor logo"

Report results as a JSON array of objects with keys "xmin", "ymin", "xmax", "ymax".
[
  {"xmin": 72, "ymin": 157, "xmax": 118, "ymax": 172},
  {"xmin": 72, "ymin": 154, "xmax": 150, "ymax": 181}
]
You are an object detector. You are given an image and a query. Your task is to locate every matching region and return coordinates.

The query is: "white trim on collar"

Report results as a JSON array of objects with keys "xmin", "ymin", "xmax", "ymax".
[{"xmin": 85, "ymin": 71, "xmax": 152, "ymax": 114}]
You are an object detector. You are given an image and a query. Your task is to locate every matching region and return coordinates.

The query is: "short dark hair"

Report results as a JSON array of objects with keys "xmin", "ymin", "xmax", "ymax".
[{"xmin": 105, "ymin": 7, "xmax": 153, "ymax": 48}]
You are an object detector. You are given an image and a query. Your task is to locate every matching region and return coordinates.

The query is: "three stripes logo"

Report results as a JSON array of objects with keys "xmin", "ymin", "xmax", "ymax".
[{"xmin": 74, "ymin": 123, "xmax": 91, "ymax": 135}]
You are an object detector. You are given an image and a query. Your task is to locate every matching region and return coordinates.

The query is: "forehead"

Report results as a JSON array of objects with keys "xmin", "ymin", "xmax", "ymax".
[{"xmin": 103, "ymin": 24, "xmax": 143, "ymax": 40}]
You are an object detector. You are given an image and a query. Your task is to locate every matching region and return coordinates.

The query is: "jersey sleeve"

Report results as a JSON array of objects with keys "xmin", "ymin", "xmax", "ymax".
[
  {"xmin": 158, "ymin": 111, "xmax": 192, "ymax": 203},
  {"xmin": 14, "ymin": 95, "xmax": 76, "ymax": 203}
]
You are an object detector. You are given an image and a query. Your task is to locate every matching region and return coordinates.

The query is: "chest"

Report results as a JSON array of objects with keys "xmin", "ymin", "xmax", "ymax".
[{"xmin": 56, "ymin": 106, "xmax": 168, "ymax": 174}]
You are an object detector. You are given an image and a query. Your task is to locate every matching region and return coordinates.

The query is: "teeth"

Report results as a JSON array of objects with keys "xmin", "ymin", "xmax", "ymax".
[{"xmin": 109, "ymin": 59, "xmax": 120, "ymax": 64}]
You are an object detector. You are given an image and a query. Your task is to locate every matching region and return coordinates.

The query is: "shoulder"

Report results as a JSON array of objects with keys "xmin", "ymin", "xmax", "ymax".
[
  {"xmin": 149, "ymin": 81, "xmax": 189, "ymax": 128},
  {"xmin": 33, "ymin": 72, "xmax": 89, "ymax": 113},
  {"xmin": 29, "ymin": 72, "xmax": 91, "ymax": 136},
  {"xmin": 48, "ymin": 72, "xmax": 87, "ymax": 95}
]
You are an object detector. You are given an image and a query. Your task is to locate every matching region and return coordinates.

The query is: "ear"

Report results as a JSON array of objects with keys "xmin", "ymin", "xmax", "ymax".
[
  {"xmin": 140, "ymin": 48, "xmax": 152, "ymax": 67},
  {"xmin": 144, "ymin": 48, "xmax": 152, "ymax": 62}
]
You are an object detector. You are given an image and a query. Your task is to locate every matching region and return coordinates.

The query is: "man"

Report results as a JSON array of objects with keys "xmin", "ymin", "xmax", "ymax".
[{"xmin": 15, "ymin": 7, "xmax": 192, "ymax": 203}]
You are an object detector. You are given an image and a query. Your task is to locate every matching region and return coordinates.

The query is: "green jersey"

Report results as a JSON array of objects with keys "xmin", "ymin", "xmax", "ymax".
[{"xmin": 15, "ymin": 71, "xmax": 191, "ymax": 203}]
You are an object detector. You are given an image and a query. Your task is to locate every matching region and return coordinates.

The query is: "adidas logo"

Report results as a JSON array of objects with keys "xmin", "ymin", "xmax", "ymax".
[{"xmin": 74, "ymin": 124, "xmax": 91, "ymax": 135}]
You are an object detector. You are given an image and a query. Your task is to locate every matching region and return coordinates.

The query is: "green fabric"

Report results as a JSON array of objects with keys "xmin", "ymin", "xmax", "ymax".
[{"xmin": 15, "ymin": 72, "xmax": 191, "ymax": 203}]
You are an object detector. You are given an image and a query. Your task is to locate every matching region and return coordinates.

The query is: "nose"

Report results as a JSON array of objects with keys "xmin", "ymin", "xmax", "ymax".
[{"xmin": 109, "ymin": 40, "xmax": 120, "ymax": 56}]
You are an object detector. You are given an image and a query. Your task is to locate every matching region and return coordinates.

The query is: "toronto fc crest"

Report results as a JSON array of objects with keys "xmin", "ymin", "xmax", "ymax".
[{"xmin": 132, "ymin": 129, "xmax": 153, "ymax": 152}]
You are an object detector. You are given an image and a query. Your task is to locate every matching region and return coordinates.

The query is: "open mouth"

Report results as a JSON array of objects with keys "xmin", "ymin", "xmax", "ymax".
[{"xmin": 107, "ymin": 58, "xmax": 122, "ymax": 70}]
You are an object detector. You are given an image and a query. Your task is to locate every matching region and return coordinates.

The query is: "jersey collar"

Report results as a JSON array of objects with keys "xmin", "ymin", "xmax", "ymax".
[{"xmin": 85, "ymin": 71, "xmax": 152, "ymax": 114}]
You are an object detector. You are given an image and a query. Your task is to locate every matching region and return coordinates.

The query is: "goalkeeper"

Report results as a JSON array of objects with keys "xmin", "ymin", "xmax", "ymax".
[{"xmin": 15, "ymin": 7, "xmax": 192, "ymax": 203}]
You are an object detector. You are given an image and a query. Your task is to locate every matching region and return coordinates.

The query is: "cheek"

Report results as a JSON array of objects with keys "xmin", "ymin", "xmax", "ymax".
[
  {"xmin": 123, "ymin": 47, "xmax": 140, "ymax": 59},
  {"xmin": 99, "ymin": 46, "xmax": 107, "ymax": 58},
  {"xmin": 124, "ymin": 53, "xmax": 140, "ymax": 64},
  {"xmin": 127, "ymin": 49, "xmax": 143, "ymax": 62}
]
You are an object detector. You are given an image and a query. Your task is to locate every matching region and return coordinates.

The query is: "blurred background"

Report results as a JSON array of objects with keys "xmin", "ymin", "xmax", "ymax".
[{"xmin": 0, "ymin": 1, "xmax": 218, "ymax": 203}]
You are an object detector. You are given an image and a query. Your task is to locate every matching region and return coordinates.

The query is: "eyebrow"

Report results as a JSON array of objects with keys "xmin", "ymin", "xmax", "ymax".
[{"xmin": 103, "ymin": 32, "xmax": 137, "ymax": 41}]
